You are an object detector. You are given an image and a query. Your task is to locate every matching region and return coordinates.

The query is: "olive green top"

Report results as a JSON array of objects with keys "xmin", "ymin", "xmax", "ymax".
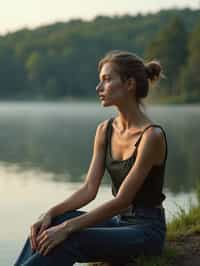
[{"xmin": 105, "ymin": 118, "xmax": 168, "ymax": 215}]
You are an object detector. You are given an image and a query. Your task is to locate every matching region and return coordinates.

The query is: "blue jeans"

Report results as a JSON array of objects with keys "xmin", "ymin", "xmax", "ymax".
[{"xmin": 14, "ymin": 208, "xmax": 166, "ymax": 266}]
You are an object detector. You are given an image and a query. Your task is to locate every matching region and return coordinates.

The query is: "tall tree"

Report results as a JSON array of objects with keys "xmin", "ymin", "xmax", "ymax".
[
  {"xmin": 0, "ymin": 45, "xmax": 27, "ymax": 99},
  {"xmin": 178, "ymin": 20, "xmax": 200, "ymax": 102},
  {"xmin": 145, "ymin": 16, "xmax": 188, "ymax": 96}
]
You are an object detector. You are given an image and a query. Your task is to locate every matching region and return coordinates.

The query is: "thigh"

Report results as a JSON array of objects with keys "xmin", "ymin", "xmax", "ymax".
[
  {"xmin": 51, "ymin": 210, "xmax": 119, "ymax": 228},
  {"xmin": 68, "ymin": 222, "xmax": 157, "ymax": 263}
]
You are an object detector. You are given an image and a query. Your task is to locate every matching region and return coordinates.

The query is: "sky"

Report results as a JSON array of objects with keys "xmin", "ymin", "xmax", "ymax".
[{"xmin": 0, "ymin": 0, "xmax": 199, "ymax": 35}]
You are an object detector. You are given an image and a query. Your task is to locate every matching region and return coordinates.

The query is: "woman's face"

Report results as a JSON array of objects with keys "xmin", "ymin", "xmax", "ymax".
[{"xmin": 96, "ymin": 62, "xmax": 127, "ymax": 107}]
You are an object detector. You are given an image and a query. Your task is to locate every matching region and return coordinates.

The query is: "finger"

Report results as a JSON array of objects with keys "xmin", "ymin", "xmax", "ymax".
[
  {"xmin": 29, "ymin": 230, "xmax": 33, "ymax": 250},
  {"xmin": 43, "ymin": 242, "xmax": 56, "ymax": 256},
  {"xmin": 30, "ymin": 227, "xmax": 37, "ymax": 250},
  {"xmin": 37, "ymin": 234, "xmax": 48, "ymax": 250},
  {"xmin": 38, "ymin": 223, "xmax": 47, "ymax": 235},
  {"xmin": 39, "ymin": 239, "xmax": 53, "ymax": 256},
  {"xmin": 29, "ymin": 235, "xmax": 34, "ymax": 251},
  {"xmin": 38, "ymin": 241, "xmax": 48, "ymax": 256},
  {"xmin": 37, "ymin": 230, "xmax": 47, "ymax": 243}
]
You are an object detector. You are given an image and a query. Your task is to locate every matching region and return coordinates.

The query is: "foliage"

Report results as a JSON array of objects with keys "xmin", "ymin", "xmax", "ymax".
[
  {"xmin": 0, "ymin": 8, "xmax": 200, "ymax": 101},
  {"xmin": 177, "ymin": 19, "xmax": 200, "ymax": 102},
  {"xmin": 145, "ymin": 16, "xmax": 188, "ymax": 96},
  {"xmin": 167, "ymin": 204, "xmax": 200, "ymax": 240}
]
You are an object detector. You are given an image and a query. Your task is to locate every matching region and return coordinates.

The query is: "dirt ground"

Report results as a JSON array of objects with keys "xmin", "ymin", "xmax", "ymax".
[
  {"xmin": 89, "ymin": 233, "xmax": 200, "ymax": 266},
  {"xmin": 167, "ymin": 233, "xmax": 200, "ymax": 266}
]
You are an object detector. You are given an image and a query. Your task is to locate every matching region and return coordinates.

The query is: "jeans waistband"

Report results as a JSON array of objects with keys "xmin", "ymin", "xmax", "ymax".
[{"xmin": 120, "ymin": 207, "xmax": 165, "ymax": 219}]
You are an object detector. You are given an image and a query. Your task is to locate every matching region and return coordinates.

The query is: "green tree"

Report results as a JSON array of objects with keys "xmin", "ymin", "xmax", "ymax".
[
  {"xmin": 0, "ymin": 45, "xmax": 27, "ymax": 99},
  {"xmin": 25, "ymin": 51, "xmax": 44, "ymax": 97},
  {"xmin": 145, "ymin": 16, "xmax": 188, "ymax": 96},
  {"xmin": 178, "ymin": 20, "xmax": 200, "ymax": 102},
  {"xmin": 0, "ymin": 8, "xmax": 199, "ymax": 100}
]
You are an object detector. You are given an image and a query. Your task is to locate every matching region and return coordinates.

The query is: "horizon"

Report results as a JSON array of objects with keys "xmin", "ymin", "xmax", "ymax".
[{"xmin": 0, "ymin": 0, "xmax": 199, "ymax": 36}]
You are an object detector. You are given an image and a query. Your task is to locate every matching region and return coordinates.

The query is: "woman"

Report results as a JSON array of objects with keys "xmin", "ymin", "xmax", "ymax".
[{"xmin": 14, "ymin": 50, "xmax": 168, "ymax": 266}]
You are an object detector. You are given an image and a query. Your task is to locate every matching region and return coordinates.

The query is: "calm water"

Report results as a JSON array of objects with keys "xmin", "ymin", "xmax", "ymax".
[{"xmin": 1, "ymin": 102, "xmax": 200, "ymax": 266}]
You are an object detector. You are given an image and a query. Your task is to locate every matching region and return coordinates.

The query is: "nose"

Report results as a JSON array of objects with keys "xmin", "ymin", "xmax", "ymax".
[{"xmin": 96, "ymin": 81, "xmax": 103, "ymax": 93}]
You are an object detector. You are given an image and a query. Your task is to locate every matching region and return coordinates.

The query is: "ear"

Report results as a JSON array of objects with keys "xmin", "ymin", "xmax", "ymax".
[{"xmin": 127, "ymin": 78, "xmax": 136, "ymax": 93}]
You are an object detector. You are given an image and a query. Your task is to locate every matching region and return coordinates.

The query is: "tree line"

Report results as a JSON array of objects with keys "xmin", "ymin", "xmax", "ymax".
[{"xmin": 0, "ymin": 8, "xmax": 199, "ymax": 102}]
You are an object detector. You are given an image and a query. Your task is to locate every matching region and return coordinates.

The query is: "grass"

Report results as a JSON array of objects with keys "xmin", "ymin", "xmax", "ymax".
[
  {"xmin": 167, "ymin": 181, "xmax": 200, "ymax": 240},
  {"xmin": 167, "ymin": 205, "xmax": 200, "ymax": 240},
  {"xmin": 134, "ymin": 181, "xmax": 200, "ymax": 266}
]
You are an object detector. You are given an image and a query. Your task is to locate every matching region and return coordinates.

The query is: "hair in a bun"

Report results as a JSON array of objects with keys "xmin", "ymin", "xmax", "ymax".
[
  {"xmin": 98, "ymin": 51, "xmax": 164, "ymax": 104},
  {"xmin": 145, "ymin": 61, "xmax": 163, "ymax": 82}
]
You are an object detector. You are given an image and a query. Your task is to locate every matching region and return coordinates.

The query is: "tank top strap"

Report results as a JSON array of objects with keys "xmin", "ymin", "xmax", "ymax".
[
  {"xmin": 105, "ymin": 117, "xmax": 114, "ymax": 152},
  {"xmin": 134, "ymin": 124, "xmax": 168, "ymax": 162}
]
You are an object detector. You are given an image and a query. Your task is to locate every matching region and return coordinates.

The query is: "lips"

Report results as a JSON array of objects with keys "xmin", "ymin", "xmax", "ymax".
[{"xmin": 99, "ymin": 95, "xmax": 105, "ymax": 100}]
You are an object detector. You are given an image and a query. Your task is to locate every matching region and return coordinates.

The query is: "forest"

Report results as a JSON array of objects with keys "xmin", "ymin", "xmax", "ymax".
[{"xmin": 0, "ymin": 8, "xmax": 199, "ymax": 102}]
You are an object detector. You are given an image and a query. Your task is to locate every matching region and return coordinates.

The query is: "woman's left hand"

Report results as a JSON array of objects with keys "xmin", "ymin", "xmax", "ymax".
[{"xmin": 36, "ymin": 222, "xmax": 71, "ymax": 256}]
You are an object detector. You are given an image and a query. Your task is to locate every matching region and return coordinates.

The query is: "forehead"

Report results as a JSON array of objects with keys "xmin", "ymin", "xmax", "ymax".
[{"xmin": 99, "ymin": 62, "xmax": 117, "ymax": 77}]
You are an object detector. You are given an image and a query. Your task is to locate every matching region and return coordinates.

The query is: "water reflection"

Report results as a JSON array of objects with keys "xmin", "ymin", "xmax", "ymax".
[
  {"xmin": 0, "ymin": 102, "xmax": 200, "ymax": 192},
  {"xmin": 1, "ymin": 102, "xmax": 200, "ymax": 266},
  {"xmin": 0, "ymin": 159, "xmax": 198, "ymax": 266}
]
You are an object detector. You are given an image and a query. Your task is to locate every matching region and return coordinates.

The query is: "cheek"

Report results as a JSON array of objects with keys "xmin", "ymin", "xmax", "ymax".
[
  {"xmin": 109, "ymin": 82, "xmax": 124, "ymax": 98},
  {"xmin": 107, "ymin": 80, "xmax": 122, "ymax": 92}
]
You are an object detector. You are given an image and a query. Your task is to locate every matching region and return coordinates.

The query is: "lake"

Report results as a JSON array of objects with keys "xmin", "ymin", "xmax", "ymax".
[{"xmin": 1, "ymin": 102, "xmax": 199, "ymax": 266}]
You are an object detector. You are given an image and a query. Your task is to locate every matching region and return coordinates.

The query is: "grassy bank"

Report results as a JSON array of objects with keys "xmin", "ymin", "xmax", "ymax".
[
  {"xmin": 167, "ymin": 183, "xmax": 200, "ymax": 240},
  {"xmin": 89, "ymin": 184, "xmax": 200, "ymax": 266},
  {"xmin": 135, "ymin": 204, "xmax": 200, "ymax": 265},
  {"xmin": 129, "ymin": 184, "xmax": 200, "ymax": 266}
]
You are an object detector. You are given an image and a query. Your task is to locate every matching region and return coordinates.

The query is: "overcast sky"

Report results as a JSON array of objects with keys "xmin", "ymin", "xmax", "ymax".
[{"xmin": 0, "ymin": 0, "xmax": 199, "ymax": 35}]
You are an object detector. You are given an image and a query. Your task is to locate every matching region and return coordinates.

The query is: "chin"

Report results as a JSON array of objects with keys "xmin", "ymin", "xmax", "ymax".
[{"xmin": 101, "ymin": 100, "xmax": 112, "ymax": 107}]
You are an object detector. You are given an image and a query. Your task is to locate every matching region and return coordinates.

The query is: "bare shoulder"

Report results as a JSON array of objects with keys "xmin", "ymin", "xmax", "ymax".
[
  {"xmin": 96, "ymin": 119, "xmax": 110, "ymax": 134},
  {"xmin": 142, "ymin": 126, "xmax": 165, "ymax": 145},
  {"xmin": 137, "ymin": 126, "xmax": 166, "ymax": 164},
  {"xmin": 94, "ymin": 119, "xmax": 110, "ymax": 148}
]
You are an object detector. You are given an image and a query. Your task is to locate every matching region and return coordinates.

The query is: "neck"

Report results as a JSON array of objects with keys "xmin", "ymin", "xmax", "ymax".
[{"xmin": 115, "ymin": 99, "xmax": 150, "ymax": 130}]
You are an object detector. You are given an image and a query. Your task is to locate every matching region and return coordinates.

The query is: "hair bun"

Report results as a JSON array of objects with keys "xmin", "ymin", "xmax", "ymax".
[{"xmin": 145, "ymin": 61, "xmax": 163, "ymax": 82}]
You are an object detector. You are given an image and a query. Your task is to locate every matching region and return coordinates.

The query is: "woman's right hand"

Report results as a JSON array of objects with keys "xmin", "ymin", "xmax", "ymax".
[{"xmin": 30, "ymin": 212, "xmax": 52, "ymax": 251}]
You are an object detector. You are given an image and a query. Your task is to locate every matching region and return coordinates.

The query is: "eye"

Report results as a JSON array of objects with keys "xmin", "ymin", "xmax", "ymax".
[
  {"xmin": 104, "ymin": 76, "xmax": 111, "ymax": 81},
  {"xmin": 99, "ymin": 75, "xmax": 111, "ymax": 83}
]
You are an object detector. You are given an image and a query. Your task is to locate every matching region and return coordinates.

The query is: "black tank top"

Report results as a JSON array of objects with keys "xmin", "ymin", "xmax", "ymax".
[{"xmin": 105, "ymin": 118, "xmax": 168, "ymax": 212}]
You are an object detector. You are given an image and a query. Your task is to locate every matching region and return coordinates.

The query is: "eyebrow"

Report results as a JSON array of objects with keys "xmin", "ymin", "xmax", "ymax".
[{"xmin": 99, "ymin": 74, "xmax": 111, "ymax": 80}]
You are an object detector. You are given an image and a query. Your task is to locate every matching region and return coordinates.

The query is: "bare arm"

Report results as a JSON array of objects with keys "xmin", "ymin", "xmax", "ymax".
[
  {"xmin": 47, "ymin": 120, "xmax": 109, "ymax": 218},
  {"xmin": 36, "ymin": 127, "xmax": 166, "ymax": 256},
  {"xmin": 64, "ymin": 127, "xmax": 165, "ymax": 232}
]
